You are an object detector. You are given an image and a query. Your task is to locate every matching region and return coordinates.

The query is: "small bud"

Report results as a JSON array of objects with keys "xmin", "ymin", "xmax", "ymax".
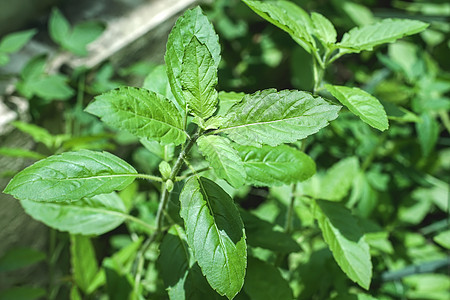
[
  {"xmin": 166, "ymin": 179, "xmax": 174, "ymax": 192},
  {"xmin": 159, "ymin": 161, "xmax": 171, "ymax": 179}
]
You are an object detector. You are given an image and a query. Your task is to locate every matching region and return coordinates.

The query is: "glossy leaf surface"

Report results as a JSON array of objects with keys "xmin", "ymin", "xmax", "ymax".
[
  {"xmin": 165, "ymin": 7, "xmax": 220, "ymax": 112},
  {"xmin": 338, "ymin": 18, "xmax": 429, "ymax": 53},
  {"xmin": 85, "ymin": 87, "xmax": 186, "ymax": 145},
  {"xmin": 326, "ymin": 85, "xmax": 389, "ymax": 131},
  {"xmin": 20, "ymin": 192, "xmax": 128, "ymax": 235},
  {"xmin": 313, "ymin": 200, "xmax": 372, "ymax": 289},
  {"xmin": 180, "ymin": 177, "xmax": 246, "ymax": 299},
  {"xmin": 197, "ymin": 135, "xmax": 246, "ymax": 188},
  {"xmin": 181, "ymin": 36, "xmax": 218, "ymax": 119},
  {"xmin": 220, "ymin": 89, "xmax": 340, "ymax": 147},
  {"xmin": 242, "ymin": 0, "xmax": 315, "ymax": 53},
  {"xmin": 311, "ymin": 12, "xmax": 337, "ymax": 44},
  {"xmin": 234, "ymin": 143, "xmax": 315, "ymax": 186},
  {"xmin": 4, "ymin": 150, "xmax": 136, "ymax": 202}
]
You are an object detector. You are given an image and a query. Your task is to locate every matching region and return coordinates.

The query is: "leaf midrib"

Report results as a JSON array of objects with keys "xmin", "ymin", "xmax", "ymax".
[
  {"xmin": 197, "ymin": 179, "xmax": 234, "ymax": 291},
  {"xmin": 218, "ymin": 114, "xmax": 316, "ymax": 132}
]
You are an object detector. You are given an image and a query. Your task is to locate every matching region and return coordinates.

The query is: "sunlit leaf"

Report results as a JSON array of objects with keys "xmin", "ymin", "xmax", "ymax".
[
  {"xmin": 19, "ymin": 192, "xmax": 128, "ymax": 235},
  {"xmin": 313, "ymin": 200, "xmax": 372, "ymax": 289},
  {"xmin": 242, "ymin": 0, "xmax": 315, "ymax": 53},
  {"xmin": 181, "ymin": 36, "xmax": 218, "ymax": 119},
  {"xmin": 219, "ymin": 89, "xmax": 340, "ymax": 147},
  {"xmin": 85, "ymin": 87, "xmax": 186, "ymax": 145},
  {"xmin": 338, "ymin": 18, "xmax": 429, "ymax": 53},
  {"xmin": 4, "ymin": 150, "xmax": 137, "ymax": 202},
  {"xmin": 234, "ymin": 144, "xmax": 315, "ymax": 186},
  {"xmin": 180, "ymin": 177, "xmax": 246, "ymax": 299},
  {"xmin": 165, "ymin": 7, "xmax": 220, "ymax": 113},
  {"xmin": 325, "ymin": 85, "xmax": 389, "ymax": 131},
  {"xmin": 197, "ymin": 135, "xmax": 246, "ymax": 188}
]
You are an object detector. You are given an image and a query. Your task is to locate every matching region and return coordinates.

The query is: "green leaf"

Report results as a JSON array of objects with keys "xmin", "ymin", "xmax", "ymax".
[
  {"xmin": 0, "ymin": 29, "xmax": 36, "ymax": 53},
  {"xmin": 313, "ymin": 200, "xmax": 372, "ymax": 289},
  {"xmin": 318, "ymin": 157, "xmax": 360, "ymax": 201},
  {"xmin": 142, "ymin": 65, "xmax": 176, "ymax": 103},
  {"xmin": 197, "ymin": 135, "xmax": 246, "ymax": 188},
  {"xmin": 165, "ymin": 7, "xmax": 220, "ymax": 114},
  {"xmin": 403, "ymin": 274, "xmax": 450, "ymax": 300},
  {"xmin": 240, "ymin": 210, "xmax": 300, "ymax": 253},
  {"xmin": 0, "ymin": 286, "xmax": 46, "ymax": 300},
  {"xmin": 70, "ymin": 287, "xmax": 82, "ymax": 300},
  {"xmin": 338, "ymin": 18, "xmax": 429, "ymax": 53},
  {"xmin": 49, "ymin": 8, "xmax": 71, "ymax": 45},
  {"xmin": 31, "ymin": 74, "xmax": 74, "ymax": 100},
  {"xmin": 233, "ymin": 143, "xmax": 315, "ymax": 186},
  {"xmin": 325, "ymin": 85, "xmax": 389, "ymax": 131},
  {"xmin": 158, "ymin": 225, "xmax": 192, "ymax": 299},
  {"xmin": 0, "ymin": 147, "xmax": 45, "ymax": 160},
  {"xmin": 4, "ymin": 150, "xmax": 137, "ymax": 202},
  {"xmin": 181, "ymin": 36, "xmax": 218, "ymax": 119},
  {"xmin": 0, "ymin": 248, "xmax": 45, "ymax": 272},
  {"xmin": 434, "ymin": 230, "xmax": 450, "ymax": 249},
  {"xmin": 219, "ymin": 89, "xmax": 340, "ymax": 147},
  {"xmin": 216, "ymin": 91, "xmax": 245, "ymax": 117},
  {"xmin": 184, "ymin": 264, "xmax": 226, "ymax": 300},
  {"xmin": 62, "ymin": 21, "xmax": 104, "ymax": 56},
  {"xmin": 242, "ymin": 0, "xmax": 315, "ymax": 53},
  {"xmin": 103, "ymin": 261, "xmax": 133, "ymax": 300},
  {"xmin": 12, "ymin": 121, "xmax": 55, "ymax": 149},
  {"xmin": 85, "ymin": 87, "xmax": 186, "ymax": 145},
  {"xmin": 180, "ymin": 177, "xmax": 246, "ymax": 299},
  {"xmin": 311, "ymin": 12, "xmax": 337, "ymax": 44},
  {"xmin": 0, "ymin": 53, "xmax": 9, "ymax": 66},
  {"xmin": 342, "ymin": 2, "xmax": 375, "ymax": 26},
  {"xmin": 16, "ymin": 56, "xmax": 74, "ymax": 101},
  {"xmin": 71, "ymin": 235, "xmax": 99, "ymax": 293},
  {"xmin": 243, "ymin": 257, "xmax": 293, "ymax": 299},
  {"xmin": 19, "ymin": 192, "xmax": 128, "ymax": 235},
  {"xmin": 416, "ymin": 113, "xmax": 439, "ymax": 157}
]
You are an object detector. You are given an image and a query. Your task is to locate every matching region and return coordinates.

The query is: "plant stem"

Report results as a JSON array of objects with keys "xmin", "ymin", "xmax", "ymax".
[
  {"xmin": 284, "ymin": 184, "xmax": 298, "ymax": 234},
  {"xmin": 154, "ymin": 133, "xmax": 199, "ymax": 230},
  {"xmin": 175, "ymin": 166, "xmax": 211, "ymax": 181},
  {"xmin": 124, "ymin": 214, "xmax": 157, "ymax": 232},
  {"xmin": 135, "ymin": 173, "xmax": 163, "ymax": 182},
  {"xmin": 133, "ymin": 132, "xmax": 199, "ymax": 294}
]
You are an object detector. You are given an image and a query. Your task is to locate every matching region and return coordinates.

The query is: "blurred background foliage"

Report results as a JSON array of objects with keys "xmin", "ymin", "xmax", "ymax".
[{"xmin": 0, "ymin": 0, "xmax": 449, "ymax": 299}]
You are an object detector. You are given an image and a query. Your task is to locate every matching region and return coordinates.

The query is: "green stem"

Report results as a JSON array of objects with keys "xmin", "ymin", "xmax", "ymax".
[
  {"xmin": 133, "ymin": 132, "xmax": 199, "ymax": 293},
  {"xmin": 74, "ymin": 72, "xmax": 85, "ymax": 137},
  {"xmin": 135, "ymin": 173, "xmax": 163, "ymax": 182},
  {"xmin": 284, "ymin": 184, "xmax": 298, "ymax": 234},
  {"xmin": 124, "ymin": 214, "xmax": 157, "ymax": 232},
  {"xmin": 312, "ymin": 55, "xmax": 327, "ymax": 95},
  {"xmin": 155, "ymin": 133, "xmax": 199, "ymax": 230},
  {"xmin": 175, "ymin": 166, "xmax": 211, "ymax": 181}
]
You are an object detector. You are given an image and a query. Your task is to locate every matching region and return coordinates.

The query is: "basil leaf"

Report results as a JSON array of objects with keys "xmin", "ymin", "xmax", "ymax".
[
  {"xmin": 220, "ymin": 89, "xmax": 340, "ymax": 147},
  {"xmin": 180, "ymin": 177, "xmax": 246, "ymax": 299},
  {"xmin": 4, "ymin": 150, "xmax": 137, "ymax": 202}
]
